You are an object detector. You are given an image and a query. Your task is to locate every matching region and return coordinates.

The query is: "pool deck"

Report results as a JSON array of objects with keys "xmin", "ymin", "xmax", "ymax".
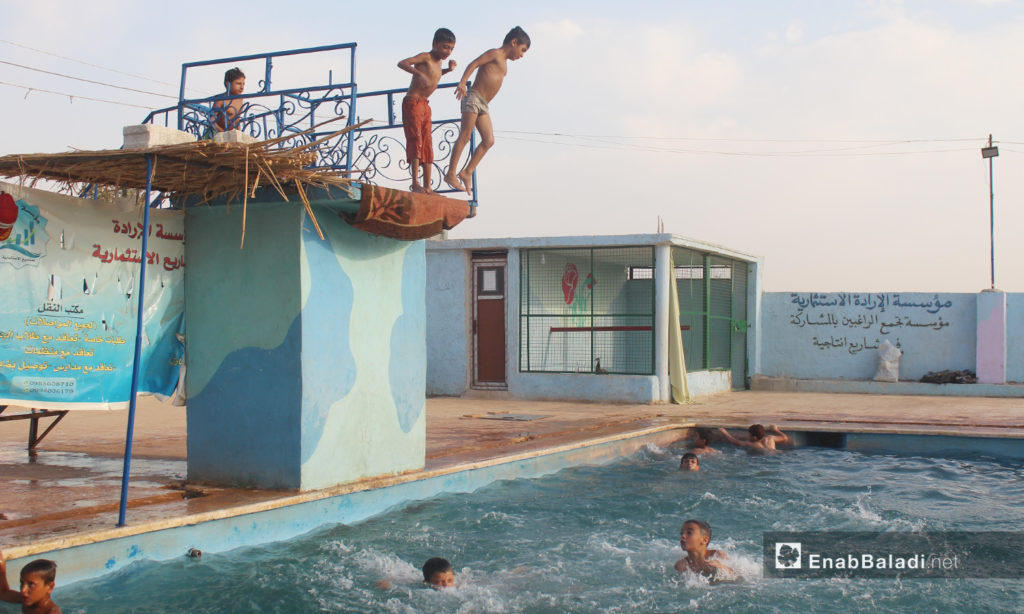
[{"xmin": 2, "ymin": 390, "xmax": 1023, "ymax": 559}]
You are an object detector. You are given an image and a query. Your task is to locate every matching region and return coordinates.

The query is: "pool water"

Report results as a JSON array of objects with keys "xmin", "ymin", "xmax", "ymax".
[{"xmin": 61, "ymin": 444, "xmax": 1024, "ymax": 613}]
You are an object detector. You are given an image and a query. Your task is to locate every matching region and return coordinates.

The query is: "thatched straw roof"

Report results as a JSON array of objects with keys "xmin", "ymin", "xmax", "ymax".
[{"xmin": 0, "ymin": 118, "xmax": 369, "ymax": 243}]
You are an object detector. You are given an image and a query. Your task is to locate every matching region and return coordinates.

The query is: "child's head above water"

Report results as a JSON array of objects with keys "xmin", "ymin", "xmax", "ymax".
[
  {"xmin": 422, "ymin": 557, "xmax": 454, "ymax": 588},
  {"xmin": 680, "ymin": 519, "xmax": 712, "ymax": 553},
  {"xmin": 680, "ymin": 453, "xmax": 700, "ymax": 471},
  {"xmin": 695, "ymin": 428, "xmax": 714, "ymax": 447},
  {"xmin": 748, "ymin": 424, "xmax": 766, "ymax": 441},
  {"xmin": 19, "ymin": 559, "xmax": 57, "ymax": 609}
]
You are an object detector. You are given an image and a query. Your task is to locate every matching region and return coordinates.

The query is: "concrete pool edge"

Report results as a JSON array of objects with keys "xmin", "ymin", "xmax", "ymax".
[{"xmin": 6, "ymin": 424, "xmax": 691, "ymax": 587}]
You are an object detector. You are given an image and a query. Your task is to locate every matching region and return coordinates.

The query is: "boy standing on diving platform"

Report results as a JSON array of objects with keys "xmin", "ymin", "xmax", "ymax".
[{"xmin": 398, "ymin": 28, "xmax": 457, "ymax": 194}]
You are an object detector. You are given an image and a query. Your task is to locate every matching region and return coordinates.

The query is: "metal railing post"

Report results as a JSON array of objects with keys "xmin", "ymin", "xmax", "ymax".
[{"xmin": 117, "ymin": 154, "xmax": 155, "ymax": 527}]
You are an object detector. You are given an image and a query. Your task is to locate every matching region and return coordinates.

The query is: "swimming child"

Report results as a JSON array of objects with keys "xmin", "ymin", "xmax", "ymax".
[
  {"xmin": 443, "ymin": 26, "xmax": 530, "ymax": 195},
  {"xmin": 422, "ymin": 557, "xmax": 454, "ymax": 589},
  {"xmin": 679, "ymin": 452, "xmax": 700, "ymax": 471},
  {"xmin": 0, "ymin": 551, "xmax": 62, "ymax": 614},
  {"xmin": 397, "ymin": 28, "xmax": 457, "ymax": 194},
  {"xmin": 718, "ymin": 424, "xmax": 789, "ymax": 451},
  {"xmin": 674, "ymin": 519, "xmax": 733, "ymax": 580},
  {"xmin": 212, "ymin": 67, "xmax": 246, "ymax": 133},
  {"xmin": 690, "ymin": 428, "xmax": 720, "ymax": 455}
]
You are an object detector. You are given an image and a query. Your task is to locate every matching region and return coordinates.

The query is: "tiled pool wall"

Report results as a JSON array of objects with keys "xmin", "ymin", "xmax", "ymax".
[{"xmin": 786, "ymin": 429, "xmax": 1024, "ymax": 459}]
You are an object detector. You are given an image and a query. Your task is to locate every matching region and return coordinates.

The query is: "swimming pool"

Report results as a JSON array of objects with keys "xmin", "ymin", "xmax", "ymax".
[{"xmin": 58, "ymin": 444, "xmax": 1024, "ymax": 613}]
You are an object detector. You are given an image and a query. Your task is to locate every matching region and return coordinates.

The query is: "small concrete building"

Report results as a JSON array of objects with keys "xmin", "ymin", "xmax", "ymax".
[{"xmin": 426, "ymin": 234, "xmax": 762, "ymax": 403}]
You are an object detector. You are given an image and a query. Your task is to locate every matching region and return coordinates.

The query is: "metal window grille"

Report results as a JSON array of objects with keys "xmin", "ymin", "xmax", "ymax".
[{"xmin": 520, "ymin": 247, "xmax": 655, "ymax": 374}]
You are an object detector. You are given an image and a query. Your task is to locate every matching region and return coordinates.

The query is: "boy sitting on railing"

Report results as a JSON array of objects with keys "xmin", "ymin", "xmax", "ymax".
[
  {"xmin": 210, "ymin": 67, "xmax": 246, "ymax": 135},
  {"xmin": 397, "ymin": 28, "xmax": 457, "ymax": 194}
]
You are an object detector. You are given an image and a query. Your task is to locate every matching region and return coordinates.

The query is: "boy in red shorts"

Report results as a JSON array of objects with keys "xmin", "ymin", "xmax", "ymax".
[{"xmin": 398, "ymin": 28, "xmax": 457, "ymax": 194}]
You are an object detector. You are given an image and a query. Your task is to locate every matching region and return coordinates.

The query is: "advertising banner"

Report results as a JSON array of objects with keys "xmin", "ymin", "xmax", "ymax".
[{"xmin": 0, "ymin": 181, "xmax": 184, "ymax": 409}]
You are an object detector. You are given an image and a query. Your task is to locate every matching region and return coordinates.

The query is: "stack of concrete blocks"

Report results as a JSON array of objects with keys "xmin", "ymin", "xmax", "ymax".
[
  {"xmin": 123, "ymin": 125, "xmax": 196, "ymax": 149},
  {"xmin": 213, "ymin": 129, "xmax": 258, "ymax": 144}
]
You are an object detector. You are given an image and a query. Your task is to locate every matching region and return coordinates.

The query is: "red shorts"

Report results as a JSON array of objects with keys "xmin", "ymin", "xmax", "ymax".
[{"xmin": 402, "ymin": 96, "xmax": 433, "ymax": 164}]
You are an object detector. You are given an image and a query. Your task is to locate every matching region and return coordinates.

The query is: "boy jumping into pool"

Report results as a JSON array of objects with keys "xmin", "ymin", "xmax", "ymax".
[
  {"xmin": 0, "ymin": 550, "xmax": 62, "ymax": 614},
  {"xmin": 398, "ymin": 28, "xmax": 457, "ymax": 194},
  {"xmin": 689, "ymin": 428, "xmax": 720, "ymax": 455},
  {"xmin": 718, "ymin": 424, "xmax": 789, "ymax": 451},
  {"xmin": 422, "ymin": 557, "xmax": 455, "ymax": 589},
  {"xmin": 443, "ymin": 26, "xmax": 531, "ymax": 195},
  {"xmin": 674, "ymin": 520, "xmax": 733, "ymax": 580}
]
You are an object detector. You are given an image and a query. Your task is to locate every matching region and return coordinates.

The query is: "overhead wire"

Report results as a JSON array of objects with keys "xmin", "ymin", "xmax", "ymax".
[
  {"xmin": 495, "ymin": 133, "xmax": 980, "ymax": 157},
  {"xmin": 0, "ymin": 81, "xmax": 156, "ymax": 110},
  {"xmin": 0, "ymin": 47, "xmax": 1008, "ymax": 159},
  {"xmin": 0, "ymin": 59, "xmax": 179, "ymax": 99},
  {"xmin": 496, "ymin": 129, "xmax": 983, "ymax": 144},
  {"xmin": 0, "ymin": 38, "xmax": 204, "ymax": 94}
]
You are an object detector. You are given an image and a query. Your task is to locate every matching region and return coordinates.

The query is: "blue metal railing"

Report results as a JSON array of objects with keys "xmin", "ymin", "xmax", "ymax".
[{"xmin": 142, "ymin": 43, "xmax": 476, "ymax": 198}]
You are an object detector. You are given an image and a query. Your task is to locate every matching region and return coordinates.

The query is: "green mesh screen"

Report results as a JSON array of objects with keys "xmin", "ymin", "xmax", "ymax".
[
  {"xmin": 673, "ymin": 247, "xmax": 749, "ymax": 381},
  {"xmin": 520, "ymin": 246, "xmax": 654, "ymax": 374},
  {"xmin": 674, "ymin": 247, "xmax": 706, "ymax": 372}
]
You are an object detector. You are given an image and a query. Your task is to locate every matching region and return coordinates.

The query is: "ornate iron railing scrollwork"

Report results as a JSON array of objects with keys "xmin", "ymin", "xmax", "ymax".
[{"xmin": 141, "ymin": 44, "xmax": 476, "ymax": 198}]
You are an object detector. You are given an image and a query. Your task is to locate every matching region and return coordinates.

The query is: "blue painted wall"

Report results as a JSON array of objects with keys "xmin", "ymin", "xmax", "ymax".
[
  {"xmin": 186, "ymin": 204, "xmax": 304, "ymax": 488},
  {"xmin": 186, "ymin": 197, "xmax": 425, "ymax": 490},
  {"xmin": 425, "ymin": 247, "xmax": 468, "ymax": 395},
  {"xmin": 297, "ymin": 214, "xmax": 426, "ymax": 490}
]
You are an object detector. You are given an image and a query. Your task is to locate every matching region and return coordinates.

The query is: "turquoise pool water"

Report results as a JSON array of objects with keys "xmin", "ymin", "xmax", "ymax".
[{"xmin": 61, "ymin": 445, "xmax": 1024, "ymax": 613}]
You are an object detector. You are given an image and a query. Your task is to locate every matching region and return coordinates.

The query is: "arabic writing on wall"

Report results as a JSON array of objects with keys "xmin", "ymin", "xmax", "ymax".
[
  {"xmin": 790, "ymin": 292, "xmax": 953, "ymax": 314},
  {"xmin": 787, "ymin": 293, "xmax": 955, "ymax": 355}
]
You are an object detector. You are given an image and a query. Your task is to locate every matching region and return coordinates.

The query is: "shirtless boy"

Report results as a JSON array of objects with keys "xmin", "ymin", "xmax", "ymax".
[
  {"xmin": 212, "ymin": 67, "xmax": 245, "ymax": 133},
  {"xmin": 443, "ymin": 26, "xmax": 530, "ymax": 195},
  {"xmin": 674, "ymin": 520, "xmax": 733, "ymax": 580},
  {"xmin": 689, "ymin": 428, "xmax": 720, "ymax": 455},
  {"xmin": 0, "ymin": 552, "xmax": 62, "ymax": 614},
  {"xmin": 398, "ymin": 28, "xmax": 457, "ymax": 193},
  {"xmin": 718, "ymin": 424, "xmax": 790, "ymax": 451}
]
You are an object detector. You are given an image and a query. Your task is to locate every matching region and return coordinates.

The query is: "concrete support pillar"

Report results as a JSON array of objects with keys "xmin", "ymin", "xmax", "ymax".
[
  {"xmin": 184, "ymin": 193, "xmax": 425, "ymax": 490},
  {"xmin": 976, "ymin": 290, "xmax": 1007, "ymax": 384},
  {"xmin": 654, "ymin": 243, "xmax": 671, "ymax": 401}
]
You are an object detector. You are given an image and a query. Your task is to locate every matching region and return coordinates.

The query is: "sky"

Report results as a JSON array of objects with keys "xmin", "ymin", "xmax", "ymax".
[{"xmin": 1, "ymin": 0, "xmax": 1023, "ymax": 292}]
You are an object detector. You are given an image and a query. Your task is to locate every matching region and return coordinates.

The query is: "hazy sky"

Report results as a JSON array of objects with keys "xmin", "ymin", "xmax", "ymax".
[{"xmin": 2, "ymin": 1, "xmax": 1022, "ymax": 292}]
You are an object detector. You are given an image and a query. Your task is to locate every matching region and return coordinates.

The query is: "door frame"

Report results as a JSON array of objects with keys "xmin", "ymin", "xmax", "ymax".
[{"xmin": 471, "ymin": 252, "xmax": 508, "ymax": 390}]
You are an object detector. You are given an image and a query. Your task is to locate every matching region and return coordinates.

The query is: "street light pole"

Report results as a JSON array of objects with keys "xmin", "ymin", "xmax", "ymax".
[{"xmin": 981, "ymin": 134, "xmax": 999, "ymax": 290}]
